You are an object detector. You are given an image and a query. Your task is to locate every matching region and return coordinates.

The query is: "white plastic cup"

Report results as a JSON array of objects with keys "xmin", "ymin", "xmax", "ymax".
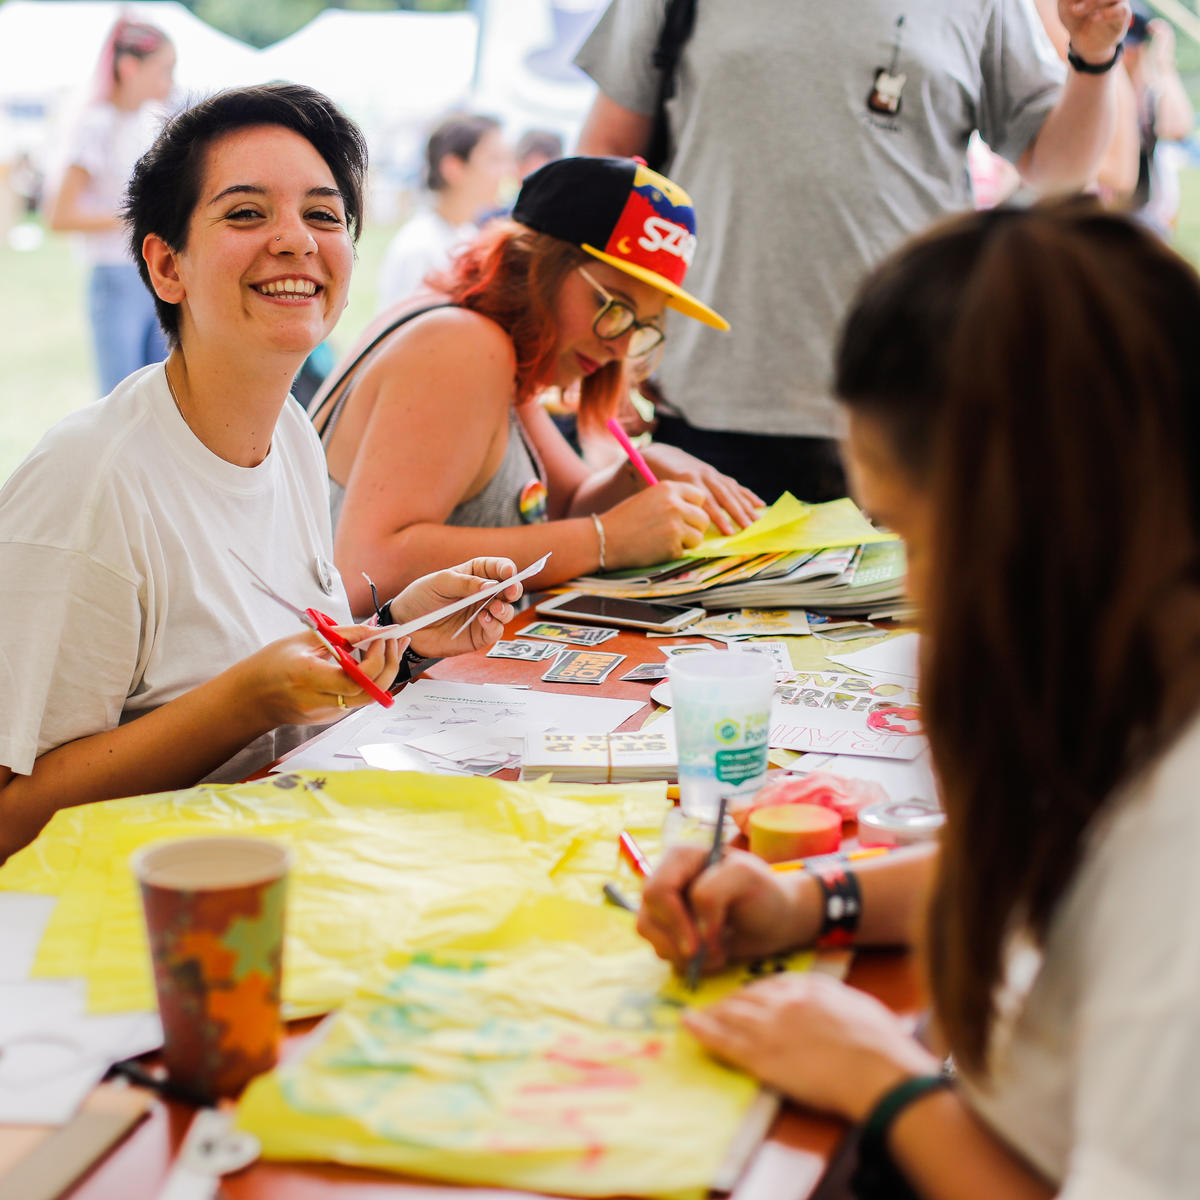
[{"xmin": 668, "ymin": 650, "xmax": 774, "ymax": 822}]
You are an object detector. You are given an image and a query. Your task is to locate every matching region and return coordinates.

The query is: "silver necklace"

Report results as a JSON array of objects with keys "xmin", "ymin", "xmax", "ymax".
[{"xmin": 164, "ymin": 362, "xmax": 188, "ymax": 427}]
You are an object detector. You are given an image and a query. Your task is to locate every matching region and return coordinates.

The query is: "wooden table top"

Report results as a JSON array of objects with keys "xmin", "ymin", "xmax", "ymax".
[{"xmin": 47, "ymin": 610, "xmax": 925, "ymax": 1200}]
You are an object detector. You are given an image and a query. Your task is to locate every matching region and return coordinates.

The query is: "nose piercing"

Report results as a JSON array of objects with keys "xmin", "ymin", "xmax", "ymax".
[{"xmin": 275, "ymin": 236, "xmax": 281, "ymax": 242}]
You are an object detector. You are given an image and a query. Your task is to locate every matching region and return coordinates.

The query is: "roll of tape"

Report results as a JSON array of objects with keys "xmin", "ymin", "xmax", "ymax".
[{"xmin": 857, "ymin": 797, "xmax": 944, "ymax": 846}]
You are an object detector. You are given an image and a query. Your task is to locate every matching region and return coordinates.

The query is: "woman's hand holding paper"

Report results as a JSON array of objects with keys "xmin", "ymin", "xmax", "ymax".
[{"xmin": 396, "ymin": 558, "xmax": 522, "ymax": 657}]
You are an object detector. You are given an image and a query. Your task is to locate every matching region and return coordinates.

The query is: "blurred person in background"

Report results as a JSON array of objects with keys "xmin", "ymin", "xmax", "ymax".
[
  {"xmin": 1023, "ymin": 0, "xmax": 1141, "ymax": 207},
  {"xmin": 515, "ymin": 128, "xmax": 564, "ymax": 180},
  {"xmin": 1123, "ymin": 3, "xmax": 1194, "ymax": 237},
  {"xmin": 576, "ymin": 0, "xmax": 1131, "ymax": 504},
  {"xmin": 47, "ymin": 17, "xmax": 175, "ymax": 394},
  {"xmin": 375, "ymin": 112, "xmax": 512, "ymax": 311}
]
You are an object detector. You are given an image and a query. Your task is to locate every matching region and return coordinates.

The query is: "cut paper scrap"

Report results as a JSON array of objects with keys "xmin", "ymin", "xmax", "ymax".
[
  {"xmin": 690, "ymin": 607, "xmax": 813, "ymax": 637},
  {"xmin": 683, "ymin": 495, "xmax": 894, "ymax": 558},
  {"xmin": 237, "ymin": 894, "xmax": 825, "ymax": 1200},
  {"xmin": 355, "ymin": 552, "xmax": 551, "ymax": 649},
  {"xmin": 0, "ymin": 772, "xmax": 670, "ymax": 1017},
  {"xmin": 827, "ymin": 631, "xmax": 921, "ymax": 682}
]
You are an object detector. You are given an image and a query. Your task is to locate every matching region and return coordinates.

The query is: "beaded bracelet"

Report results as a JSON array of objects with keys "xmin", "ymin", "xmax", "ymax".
[
  {"xmin": 812, "ymin": 865, "xmax": 862, "ymax": 949},
  {"xmin": 362, "ymin": 585, "xmax": 424, "ymax": 683},
  {"xmin": 851, "ymin": 1074, "xmax": 953, "ymax": 1200}
]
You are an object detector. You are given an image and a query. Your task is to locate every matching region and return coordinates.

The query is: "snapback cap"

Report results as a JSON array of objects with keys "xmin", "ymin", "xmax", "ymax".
[{"xmin": 512, "ymin": 156, "xmax": 729, "ymax": 331}]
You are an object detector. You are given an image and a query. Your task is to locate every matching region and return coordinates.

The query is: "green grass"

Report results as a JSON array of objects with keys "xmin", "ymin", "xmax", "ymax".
[{"xmin": 0, "ymin": 221, "xmax": 397, "ymax": 484}]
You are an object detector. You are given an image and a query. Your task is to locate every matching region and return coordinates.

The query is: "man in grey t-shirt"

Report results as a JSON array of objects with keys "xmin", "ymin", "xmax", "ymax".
[{"xmin": 576, "ymin": 0, "xmax": 1131, "ymax": 502}]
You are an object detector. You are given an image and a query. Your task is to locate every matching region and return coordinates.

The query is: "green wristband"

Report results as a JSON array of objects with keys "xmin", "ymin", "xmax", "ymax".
[
  {"xmin": 861, "ymin": 1073, "xmax": 952, "ymax": 1148},
  {"xmin": 851, "ymin": 1073, "xmax": 951, "ymax": 1199}
]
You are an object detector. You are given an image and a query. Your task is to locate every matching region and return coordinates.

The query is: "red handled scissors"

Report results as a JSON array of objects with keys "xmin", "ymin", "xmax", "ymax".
[{"xmin": 230, "ymin": 550, "xmax": 395, "ymax": 709}]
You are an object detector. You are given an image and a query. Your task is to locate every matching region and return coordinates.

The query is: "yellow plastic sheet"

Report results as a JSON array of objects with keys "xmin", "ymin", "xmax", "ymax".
[
  {"xmin": 684, "ymin": 494, "xmax": 895, "ymax": 558},
  {"xmin": 0, "ymin": 771, "xmax": 669, "ymax": 1016},
  {"xmin": 237, "ymin": 894, "xmax": 815, "ymax": 1200}
]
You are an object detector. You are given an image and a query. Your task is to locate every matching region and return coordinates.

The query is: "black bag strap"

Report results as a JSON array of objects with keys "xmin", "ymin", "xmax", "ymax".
[
  {"xmin": 645, "ymin": 0, "xmax": 697, "ymax": 172},
  {"xmin": 309, "ymin": 302, "xmax": 451, "ymax": 441}
]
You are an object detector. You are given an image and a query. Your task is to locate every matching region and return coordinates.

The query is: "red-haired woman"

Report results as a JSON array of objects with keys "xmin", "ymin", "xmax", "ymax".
[
  {"xmin": 311, "ymin": 156, "xmax": 761, "ymax": 613},
  {"xmin": 48, "ymin": 17, "xmax": 176, "ymax": 393},
  {"xmin": 637, "ymin": 202, "xmax": 1200, "ymax": 1198}
]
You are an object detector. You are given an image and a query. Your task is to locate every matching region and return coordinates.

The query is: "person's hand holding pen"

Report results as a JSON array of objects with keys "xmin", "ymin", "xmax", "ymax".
[
  {"xmin": 633, "ymin": 443, "xmax": 764, "ymax": 536},
  {"xmin": 387, "ymin": 557, "xmax": 523, "ymax": 656},
  {"xmin": 602, "ymin": 418, "xmax": 763, "ymax": 540},
  {"xmin": 638, "ymin": 845, "xmax": 819, "ymax": 978}
]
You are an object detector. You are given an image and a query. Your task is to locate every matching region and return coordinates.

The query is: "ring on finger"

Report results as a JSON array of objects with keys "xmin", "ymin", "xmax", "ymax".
[{"xmin": 336, "ymin": 694, "xmax": 346, "ymax": 709}]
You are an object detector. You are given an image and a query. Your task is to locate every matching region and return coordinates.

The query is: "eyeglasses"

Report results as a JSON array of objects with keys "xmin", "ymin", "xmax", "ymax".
[{"xmin": 578, "ymin": 267, "xmax": 666, "ymax": 361}]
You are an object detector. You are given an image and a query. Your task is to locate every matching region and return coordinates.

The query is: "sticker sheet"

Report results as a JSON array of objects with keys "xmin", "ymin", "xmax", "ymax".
[
  {"xmin": 520, "ymin": 622, "xmax": 619, "ymax": 646},
  {"xmin": 543, "ymin": 650, "xmax": 626, "ymax": 685}
]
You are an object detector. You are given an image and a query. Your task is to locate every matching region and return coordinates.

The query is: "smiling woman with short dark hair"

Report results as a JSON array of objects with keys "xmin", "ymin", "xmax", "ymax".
[{"xmin": 0, "ymin": 83, "xmax": 521, "ymax": 863}]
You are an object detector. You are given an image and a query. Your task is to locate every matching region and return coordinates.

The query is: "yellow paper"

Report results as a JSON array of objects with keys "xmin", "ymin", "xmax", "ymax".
[
  {"xmin": 237, "ymin": 894, "xmax": 814, "ymax": 1200},
  {"xmin": 684, "ymin": 495, "xmax": 894, "ymax": 558},
  {"xmin": 0, "ymin": 771, "xmax": 669, "ymax": 1016}
]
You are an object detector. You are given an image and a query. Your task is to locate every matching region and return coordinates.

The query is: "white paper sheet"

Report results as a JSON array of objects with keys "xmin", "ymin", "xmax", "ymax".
[
  {"xmin": 786, "ymin": 749, "xmax": 938, "ymax": 805},
  {"xmin": 0, "ymin": 894, "xmax": 56, "ymax": 983},
  {"xmin": 826, "ymin": 632, "xmax": 920, "ymax": 681},
  {"xmin": 0, "ymin": 980, "xmax": 161, "ymax": 1124},
  {"xmin": 277, "ymin": 680, "xmax": 645, "ymax": 774}
]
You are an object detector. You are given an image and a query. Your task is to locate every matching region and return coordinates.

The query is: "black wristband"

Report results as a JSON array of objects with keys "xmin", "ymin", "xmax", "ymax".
[
  {"xmin": 1066, "ymin": 41, "xmax": 1123, "ymax": 75},
  {"xmin": 374, "ymin": 599, "xmax": 425, "ymax": 680},
  {"xmin": 851, "ymin": 1075, "xmax": 953, "ymax": 1200},
  {"xmin": 813, "ymin": 865, "xmax": 862, "ymax": 949}
]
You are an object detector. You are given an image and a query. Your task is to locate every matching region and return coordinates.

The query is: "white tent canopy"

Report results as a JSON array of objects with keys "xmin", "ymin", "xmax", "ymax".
[
  {"xmin": 257, "ymin": 9, "xmax": 478, "ymax": 130},
  {"xmin": 0, "ymin": 0, "xmax": 262, "ymax": 101}
]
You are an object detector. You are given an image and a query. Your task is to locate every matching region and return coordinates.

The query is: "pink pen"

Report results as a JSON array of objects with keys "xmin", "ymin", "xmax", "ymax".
[{"xmin": 605, "ymin": 418, "xmax": 659, "ymax": 488}]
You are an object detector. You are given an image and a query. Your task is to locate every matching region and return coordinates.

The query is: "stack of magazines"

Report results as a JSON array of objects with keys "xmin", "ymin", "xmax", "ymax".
[{"xmin": 569, "ymin": 496, "xmax": 909, "ymax": 619}]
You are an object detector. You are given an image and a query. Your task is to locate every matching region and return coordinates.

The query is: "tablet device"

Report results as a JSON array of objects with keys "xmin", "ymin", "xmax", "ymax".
[{"xmin": 534, "ymin": 591, "xmax": 704, "ymax": 634}]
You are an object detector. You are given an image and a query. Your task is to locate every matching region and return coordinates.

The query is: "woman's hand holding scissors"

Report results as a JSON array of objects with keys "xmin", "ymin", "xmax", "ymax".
[{"xmin": 234, "ymin": 626, "xmax": 402, "ymax": 727}]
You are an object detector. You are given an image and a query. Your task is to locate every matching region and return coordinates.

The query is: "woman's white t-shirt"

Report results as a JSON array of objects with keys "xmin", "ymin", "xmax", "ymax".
[
  {"xmin": 961, "ymin": 713, "xmax": 1200, "ymax": 1199},
  {"xmin": 0, "ymin": 364, "xmax": 351, "ymax": 783}
]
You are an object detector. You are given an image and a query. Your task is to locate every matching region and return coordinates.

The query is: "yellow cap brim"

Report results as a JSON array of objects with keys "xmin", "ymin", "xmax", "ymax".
[{"xmin": 581, "ymin": 244, "xmax": 730, "ymax": 331}]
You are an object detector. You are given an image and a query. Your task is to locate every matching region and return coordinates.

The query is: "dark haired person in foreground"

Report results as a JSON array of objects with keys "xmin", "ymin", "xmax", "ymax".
[
  {"xmin": 0, "ymin": 84, "xmax": 520, "ymax": 864},
  {"xmin": 639, "ymin": 202, "xmax": 1200, "ymax": 1198}
]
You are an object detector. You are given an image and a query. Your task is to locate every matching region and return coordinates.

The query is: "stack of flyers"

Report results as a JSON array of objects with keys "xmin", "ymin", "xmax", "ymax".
[
  {"xmin": 518, "ymin": 621, "xmax": 619, "ymax": 647},
  {"xmin": 521, "ymin": 726, "xmax": 677, "ymax": 783}
]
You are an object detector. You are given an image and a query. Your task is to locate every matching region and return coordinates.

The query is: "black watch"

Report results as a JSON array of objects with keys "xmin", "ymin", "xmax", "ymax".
[{"xmin": 1066, "ymin": 41, "xmax": 1123, "ymax": 75}]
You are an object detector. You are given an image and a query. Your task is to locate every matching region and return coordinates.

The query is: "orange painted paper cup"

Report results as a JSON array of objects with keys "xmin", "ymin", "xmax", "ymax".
[{"xmin": 132, "ymin": 836, "xmax": 289, "ymax": 1101}]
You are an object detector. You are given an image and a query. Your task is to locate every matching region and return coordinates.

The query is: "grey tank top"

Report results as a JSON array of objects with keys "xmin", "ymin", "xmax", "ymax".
[{"xmin": 315, "ymin": 304, "xmax": 548, "ymax": 531}]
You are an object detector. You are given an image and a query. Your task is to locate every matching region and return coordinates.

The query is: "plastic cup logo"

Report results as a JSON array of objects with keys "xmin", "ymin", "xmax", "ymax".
[{"xmin": 715, "ymin": 719, "xmax": 740, "ymax": 743}]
